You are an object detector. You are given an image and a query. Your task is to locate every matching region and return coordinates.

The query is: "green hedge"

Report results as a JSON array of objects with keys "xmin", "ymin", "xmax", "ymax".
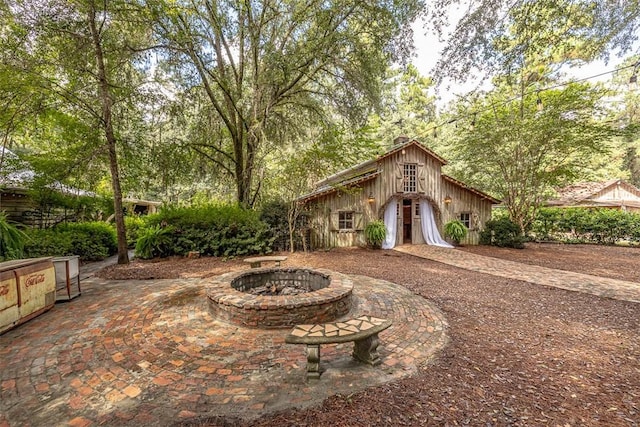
[
  {"xmin": 125, "ymin": 216, "xmax": 146, "ymax": 248},
  {"xmin": 480, "ymin": 217, "xmax": 525, "ymax": 248},
  {"xmin": 259, "ymin": 200, "xmax": 289, "ymax": 252},
  {"xmin": 530, "ymin": 207, "xmax": 640, "ymax": 244},
  {"xmin": 23, "ymin": 222, "xmax": 118, "ymax": 261},
  {"xmin": 135, "ymin": 203, "xmax": 273, "ymax": 259}
]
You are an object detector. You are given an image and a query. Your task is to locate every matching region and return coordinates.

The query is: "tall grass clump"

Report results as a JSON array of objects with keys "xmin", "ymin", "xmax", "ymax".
[
  {"xmin": 364, "ymin": 220, "xmax": 386, "ymax": 248},
  {"xmin": 0, "ymin": 212, "xmax": 27, "ymax": 261}
]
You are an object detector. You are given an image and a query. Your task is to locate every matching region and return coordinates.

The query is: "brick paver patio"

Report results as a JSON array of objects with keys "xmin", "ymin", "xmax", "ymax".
[
  {"xmin": 3, "ymin": 245, "xmax": 638, "ymax": 426},
  {"xmin": 0, "ymin": 271, "xmax": 447, "ymax": 426}
]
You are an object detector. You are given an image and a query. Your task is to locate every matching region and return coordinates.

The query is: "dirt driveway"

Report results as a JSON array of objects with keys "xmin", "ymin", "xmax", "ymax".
[{"xmin": 99, "ymin": 243, "xmax": 640, "ymax": 426}]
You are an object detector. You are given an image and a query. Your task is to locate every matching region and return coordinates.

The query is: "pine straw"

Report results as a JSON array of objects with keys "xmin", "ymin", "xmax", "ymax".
[{"xmin": 102, "ymin": 244, "xmax": 640, "ymax": 426}]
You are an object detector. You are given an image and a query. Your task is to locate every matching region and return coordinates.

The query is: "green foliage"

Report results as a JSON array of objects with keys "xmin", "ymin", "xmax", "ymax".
[
  {"xmin": 23, "ymin": 222, "xmax": 117, "ymax": 261},
  {"xmin": 368, "ymin": 65, "xmax": 437, "ymax": 145},
  {"xmin": 155, "ymin": 0, "xmax": 423, "ymax": 205},
  {"xmin": 124, "ymin": 216, "xmax": 146, "ymax": 248},
  {"xmin": 0, "ymin": 212, "xmax": 27, "ymax": 261},
  {"xmin": 450, "ymin": 82, "xmax": 614, "ymax": 233},
  {"xmin": 428, "ymin": 0, "xmax": 640, "ymax": 83},
  {"xmin": 23, "ymin": 229, "xmax": 72, "ymax": 259},
  {"xmin": 530, "ymin": 207, "xmax": 562, "ymax": 240},
  {"xmin": 444, "ymin": 220, "xmax": 468, "ymax": 244},
  {"xmin": 136, "ymin": 203, "xmax": 273, "ymax": 258},
  {"xmin": 135, "ymin": 225, "xmax": 175, "ymax": 259},
  {"xmin": 530, "ymin": 207, "xmax": 640, "ymax": 244},
  {"xmin": 259, "ymin": 200, "xmax": 290, "ymax": 252},
  {"xmin": 364, "ymin": 220, "xmax": 387, "ymax": 249},
  {"xmin": 480, "ymin": 217, "xmax": 525, "ymax": 248}
]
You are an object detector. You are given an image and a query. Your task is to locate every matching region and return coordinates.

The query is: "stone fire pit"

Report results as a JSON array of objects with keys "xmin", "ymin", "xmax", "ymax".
[{"xmin": 207, "ymin": 268, "xmax": 353, "ymax": 328}]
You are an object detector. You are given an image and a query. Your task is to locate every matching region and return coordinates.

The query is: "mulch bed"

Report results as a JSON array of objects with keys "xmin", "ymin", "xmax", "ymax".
[{"xmin": 98, "ymin": 244, "xmax": 640, "ymax": 426}]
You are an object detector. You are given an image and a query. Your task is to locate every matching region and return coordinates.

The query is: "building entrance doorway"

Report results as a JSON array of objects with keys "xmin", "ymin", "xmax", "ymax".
[{"xmin": 402, "ymin": 199, "xmax": 412, "ymax": 244}]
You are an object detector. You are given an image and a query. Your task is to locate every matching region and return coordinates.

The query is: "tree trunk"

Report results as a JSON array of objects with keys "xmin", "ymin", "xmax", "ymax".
[
  {"xmin": 234, "ymin": 132, "xmax": 257, "ymax": 207},
  {"xmin": 88, "ymin": 5, "xmax": 129, "ymax": 264}
]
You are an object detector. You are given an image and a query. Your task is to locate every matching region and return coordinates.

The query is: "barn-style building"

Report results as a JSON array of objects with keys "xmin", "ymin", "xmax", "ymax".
[
  {"xmin": 299, "ymin": 136, "xmax": 499, "ymax": 249},
  {"xmin": 545, "ymin": 179, "xmax": 640, "ymax": 212}
]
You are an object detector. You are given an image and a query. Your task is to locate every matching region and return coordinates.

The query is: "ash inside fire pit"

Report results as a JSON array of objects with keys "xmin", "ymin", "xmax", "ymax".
[
  {"xmin": 231, "ymin": 268, "xmax": 329, "ymax": 296},
  {"xmin": 247, "ymin": 283, "xmax": 310, "ymax": 296}
]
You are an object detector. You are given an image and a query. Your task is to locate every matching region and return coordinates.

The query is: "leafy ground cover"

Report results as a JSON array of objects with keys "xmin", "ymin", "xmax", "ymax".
[{"xmin": 98, "ymin": 244, "xmax": 640, "ymax": 426}]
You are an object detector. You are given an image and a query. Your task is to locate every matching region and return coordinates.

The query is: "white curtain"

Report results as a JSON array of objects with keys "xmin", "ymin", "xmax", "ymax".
[
  {"xmin": 381, "ymin": 198, "xmax": 397, "ymax": 249},
  {"xmin": 420, "ymin": 200, "xmax": 454, "ymax": 248}
]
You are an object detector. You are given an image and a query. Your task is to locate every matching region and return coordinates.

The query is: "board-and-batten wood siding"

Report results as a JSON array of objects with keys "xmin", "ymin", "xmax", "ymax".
[
  {"xmin": 305, "ymin": 142, "xmax": 495, "ymax": 248},
  {"xmin": 0, "ymin": 191, "xmax": 32, "ymax": 221},
  {"xmin": 307, "ymin": 180, "xmax": 378, "ymax": 248},
  {"xmin": 0, "ymin": 190, "xmax": 55, "ymax": 227},
  {"xmin": 1, "ymin": 189, "xmax": 74, "ymax": 228},
  {"xmin": 441, "ymin": 180, "xmax": 494, "ymax": 245}
]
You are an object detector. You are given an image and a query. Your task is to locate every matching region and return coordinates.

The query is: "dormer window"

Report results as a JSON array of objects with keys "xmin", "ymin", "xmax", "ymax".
[{"xmin": 403, "ymin": 164, "xmax": 417, "ymax": 193}]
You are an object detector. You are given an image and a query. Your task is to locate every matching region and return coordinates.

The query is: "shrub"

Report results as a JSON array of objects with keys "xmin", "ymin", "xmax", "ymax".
[
  {"xmin": 56, "ymin": 222, "xmax": 118, "ymax": 255},
  {"xmin": 364, "ymin": 220, "xmax": 386, "ymax": 248},
  {"xmin": 23, "ymin": 222, "xmax": 117, "ymax": 261},
  {"xmin": 135, "ymin": 225, "xmax": 175, "ymax": 259},
  {"xmin": 530, "ymin": 207, "xmax": 562, "ymax": 241},
  {"xmin": 480, "ymin": 217, "xmax": 525, "ymax": 248},
  {"xmin": 529, "ymin": 207, "xmax": 640, "ymax": 244},
  {"xmin": 23, "ymin": 229, "xmax": 73, "ymax": 258},
  {"xmin": 125, "ymin": 215, "xmax": 146, "ymax": 248},
  {"xmin": 259, "ymin": 200, "xmax": 290, "ymax": 252},
  {"xmin": 139, "ymin": 203, "xmax": 273, "ymax": 258},
  {"xmin": 444, "ymin": 220, "xmax": 468, "ymax": 245},
  {"xmin": 0, "ymin": 212, "xmax": 27, "ymax": 261}
]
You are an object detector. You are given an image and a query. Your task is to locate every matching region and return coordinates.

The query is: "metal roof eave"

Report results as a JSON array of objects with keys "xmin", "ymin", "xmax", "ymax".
[
  {"xmin": 442, "ymin": 174, "xmax": 501, "ymax": 204},
  {"xmin": 298, "ymin": 171, "xmax": 381, "ymax": 204}
]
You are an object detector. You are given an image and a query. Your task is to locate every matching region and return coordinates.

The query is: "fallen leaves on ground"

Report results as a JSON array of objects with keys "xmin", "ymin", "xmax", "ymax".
[{"xmin": 99, "ymin": 243, "xmax": 640, "ymax": 427}]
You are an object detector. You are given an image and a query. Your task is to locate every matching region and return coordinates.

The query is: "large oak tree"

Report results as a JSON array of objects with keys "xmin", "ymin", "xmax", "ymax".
[{"xmin": 150, "ymin": 0, "xmax": 423, "ymax": 207}]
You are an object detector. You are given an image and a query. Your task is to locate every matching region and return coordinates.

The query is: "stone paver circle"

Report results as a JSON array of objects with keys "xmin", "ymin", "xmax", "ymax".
[{"xmin": 0, "ymin": 273, "xmax": 448, "ymax": 426}]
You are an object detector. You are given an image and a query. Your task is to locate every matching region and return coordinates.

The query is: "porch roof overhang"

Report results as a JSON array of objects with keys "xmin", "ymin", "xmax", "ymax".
[
  {"xmin": 297, "ymin": 170, "xmax": 381, "ymax": 204},
  {"xmin": 123, "ymin": 198, "xmax": 163, "ymax": 207}
]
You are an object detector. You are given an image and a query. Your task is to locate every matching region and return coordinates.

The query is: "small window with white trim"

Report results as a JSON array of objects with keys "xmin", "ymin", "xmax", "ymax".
[
  {"xmin": 339, "ymin": 211, "xmax": 354, "ymax": 230},
  {"xmin": 403, "ymin": 164, "xmax": 417, "ymax": 193}
]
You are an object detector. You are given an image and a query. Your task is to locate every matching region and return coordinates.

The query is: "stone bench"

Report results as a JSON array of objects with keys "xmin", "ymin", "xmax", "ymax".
[
  {"xmin": 285, "ymin": 315, "xmax": 392, "ymax": 380},
  {"xmin": 243, "ymin": 256, "xmax": 288, "ymax": 268}
]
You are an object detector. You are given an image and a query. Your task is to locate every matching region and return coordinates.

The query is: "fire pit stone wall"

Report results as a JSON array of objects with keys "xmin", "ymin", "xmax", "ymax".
[{"xmin": 207, "ymin": 268, "xmax": 353, "ymax": 328}]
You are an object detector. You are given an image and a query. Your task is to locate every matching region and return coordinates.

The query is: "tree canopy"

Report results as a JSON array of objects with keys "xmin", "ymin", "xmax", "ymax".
[
  {"xmin": 448, "ymin": 81, "xmax": 616, "ymax": 232},
  {"xmin": 149, "ymin": 0, "xmax": 423, "ymax": 206},
  {"xmin": 1, "ymin": 0, "xmax": 640, "ymax": 247},
  {"xmin": 424, "ymin": 0, "xmax": 640, "ymax": 84}
]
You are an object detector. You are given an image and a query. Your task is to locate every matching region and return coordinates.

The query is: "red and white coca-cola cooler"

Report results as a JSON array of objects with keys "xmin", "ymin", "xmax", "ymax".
[{"xmin": 0, "ymin": 257, "xmax": 56, "ymax": 335}]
